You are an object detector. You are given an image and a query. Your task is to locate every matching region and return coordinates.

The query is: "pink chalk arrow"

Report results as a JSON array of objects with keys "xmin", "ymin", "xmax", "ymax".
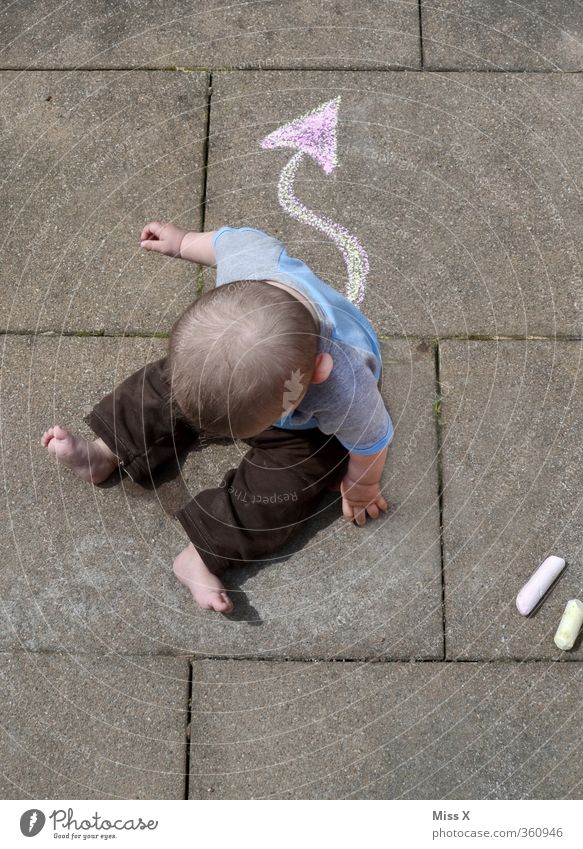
[
  {"xmin": 261, "ymin": 97, "xmax": 339, "ymax": 175},
  {"xmin": 260, "ymin": 97, "xmax": 369, "ymax": 303}
]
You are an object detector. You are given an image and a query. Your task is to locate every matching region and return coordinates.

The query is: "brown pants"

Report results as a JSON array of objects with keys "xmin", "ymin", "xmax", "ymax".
[{"xmin": 83, "ymin": 357, "xmax": 350, "ymax": 575}]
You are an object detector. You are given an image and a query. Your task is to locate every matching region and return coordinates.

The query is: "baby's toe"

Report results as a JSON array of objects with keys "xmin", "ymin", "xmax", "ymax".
[{"xmin": 212, "ymin": 592, "xmax": 233, "ymax": 613}]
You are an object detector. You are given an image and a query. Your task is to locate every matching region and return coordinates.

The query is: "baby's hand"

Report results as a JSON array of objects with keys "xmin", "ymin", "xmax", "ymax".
[
  {"xmin": 140, "ymin": 221, "xmax": 187, "ymax": 257},
  {"xmin": 340, "ymin": 476, "xmax": 389, "ymax": 527}
]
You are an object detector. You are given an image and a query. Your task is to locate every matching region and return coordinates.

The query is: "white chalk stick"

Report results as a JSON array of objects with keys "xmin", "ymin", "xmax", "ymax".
[
  {"xmin": 516, "ymin": 555, "xmax": 566, "ymax": 616},
  {"xmin": 554, "ymin": 599, "xmax": 583, "ymax": 651}
]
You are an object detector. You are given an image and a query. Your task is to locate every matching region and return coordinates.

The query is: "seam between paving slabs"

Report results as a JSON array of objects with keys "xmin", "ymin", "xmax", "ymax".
[
  {"xmin": 5, "ymin": 331, "xmax": 583, "ymax": 341},
  {"xmin": 1, "ymin": 651, "xmax": 576, "ymax": 664},
  {"xmin": 195, "ymin": 70, "xmax": 213, "ymax": 298},
  {"xmin": 199, "ymin": 70, "xmax": 213, "ymax": 236},
  {"xmin": 433, "ymin": 340, "xmax": 446, "ymax": 659},
  {"xmin": 0, "ymin": 330, "xmax": 171, "ymax": 338},
  {"xmin": 181, "ymin": 72, "xmax": 214, "ymax": 800},
  {"xmin": 418, "ymin": 0, "xmax": 424, "ymax": 69},
  {"xmin": 184, "ymin": 656, "xmax": 583, "ymax": 664},
  {"xmin": 184, "ymin": 661, "xmax": 193, "ymax": 800},
  {"xmin": 379, "ymin": 335, "xmax": 583, "ymax": 342},
  {"xmin": 2, "ymin": 67, "xmax": 583, "ymax": 73}
]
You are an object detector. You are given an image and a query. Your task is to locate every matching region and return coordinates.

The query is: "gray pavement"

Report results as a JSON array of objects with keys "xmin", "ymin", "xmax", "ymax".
[
  {"xmin": 0, "ymin": 653, "xmax": 189, "ymax": 798},
  {"xmin": 0, "ymin": 1, "xmax": 421, "ymax": 70},
  {"xmin": 441, "ymin": 340, "xmax": 583, "ymax": 660},
  {"xmin": 1, "ymin": 0, "xmax": 583, "ymax": 800},
  {"xmin": 422, "ymin": 1, "xmax": 583, "ymax": 71},
  {"xmin": 1, "ymin": 71, "xmax": 208, "ymax": 334},
  {"xmin": 188, "ymin": 660, "xmax": 583, "ymax": 799}
]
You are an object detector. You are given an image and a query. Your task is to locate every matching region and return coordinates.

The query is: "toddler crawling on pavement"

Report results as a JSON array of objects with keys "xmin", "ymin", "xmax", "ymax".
[{"xmin": 42, "ymin": 223, "xmax": 394, "ymax": 614}]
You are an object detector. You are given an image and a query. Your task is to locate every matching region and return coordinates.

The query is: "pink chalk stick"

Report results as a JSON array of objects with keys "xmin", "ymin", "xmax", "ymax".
[{"xmin": 516, "ymin": 555, "xmax": 566, "ymax": 616}]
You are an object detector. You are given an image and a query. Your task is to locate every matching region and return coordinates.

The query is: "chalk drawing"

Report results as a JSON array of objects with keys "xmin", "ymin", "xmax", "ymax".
[{"xmin": 260, "ymin": 97, "xmax": 369, "ymax": 304}]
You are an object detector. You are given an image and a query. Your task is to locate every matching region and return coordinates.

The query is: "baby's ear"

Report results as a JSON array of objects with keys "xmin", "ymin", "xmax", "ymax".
[{"xmin": 311, "ymin": 353, "xmax": 333, "ymax": 385}]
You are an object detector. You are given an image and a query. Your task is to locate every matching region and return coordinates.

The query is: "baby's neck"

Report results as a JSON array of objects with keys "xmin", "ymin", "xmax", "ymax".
[{"xmin": 264, "ymin": 279, "xmax": 319, "ymax": 326}]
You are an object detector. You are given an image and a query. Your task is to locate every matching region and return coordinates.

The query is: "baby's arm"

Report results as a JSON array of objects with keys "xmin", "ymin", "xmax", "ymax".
[
  {"xmin": 340, "ymin": 445, "xmax": 389, "ymax": 527},
  {"xmin": 140, "ymin": 222, "xmax": 217, "ymax": 266}
]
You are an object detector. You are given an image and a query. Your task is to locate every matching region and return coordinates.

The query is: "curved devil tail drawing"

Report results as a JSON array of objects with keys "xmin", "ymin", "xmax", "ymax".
[
  {"xmin": 277, "ymin": 150, "xmax": 368, "ymax": 304},
  {"xmin": 261, "ymin": 97, "xmax": 369, "ymax": 305}
]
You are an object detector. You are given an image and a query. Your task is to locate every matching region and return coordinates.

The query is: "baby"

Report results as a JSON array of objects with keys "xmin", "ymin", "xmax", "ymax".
[{"xmin": 41, "ymin": 223, "xmax": 393, "ymax": 614}]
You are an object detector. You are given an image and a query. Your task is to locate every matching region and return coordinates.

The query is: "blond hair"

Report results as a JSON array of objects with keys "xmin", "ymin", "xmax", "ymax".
[{"xmin": 167, "ymin": 280, "xmax": 319, "ymax": 437}]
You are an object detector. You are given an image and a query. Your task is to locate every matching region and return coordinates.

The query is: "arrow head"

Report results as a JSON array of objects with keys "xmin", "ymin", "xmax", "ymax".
[{"xmin": 260, "ymin": 97, "xmax": 340, "ymax": 174}]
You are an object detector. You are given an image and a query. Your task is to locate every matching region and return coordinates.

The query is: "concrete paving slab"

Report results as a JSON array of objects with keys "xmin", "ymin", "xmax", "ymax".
[
  {"xmin": 440, "ymin": 340, "xmax": 583, "ymax": 660},
  {"xmin": 422, "ymin": 0, "xmax": 583, "ymax": 71},
  {"xmin": 0, "ymin": 652, "xmax": 189, "ymax": 799},
  {"xmin": 2, "ymin": 333, "xmax": 441, "ymax": 658},
  {"xmin": 0, "ymin": 334, "xmax": 236, "ymax": 655},
  {"xmin": 205, "ymin": 70, "xmax": 583, "ymax": 337},
  {"xmin": 0, "ymin": 71, "xmax": 207, "ymax": 333},
  {"xmin": 188, "ymin": 658, "xmax": 583, "ymax": 799},
  {"xmin": 0, "ymin": 1, "xmax": 420, "ymax": 71}
]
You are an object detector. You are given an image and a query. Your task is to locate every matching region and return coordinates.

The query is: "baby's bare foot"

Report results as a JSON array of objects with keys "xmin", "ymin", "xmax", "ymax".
[
  {"xmin": 41, "ymin": 425, "xmax": 118, "ymax": 484},
  {"xmin": 173, "ymin": 543, "xmax": 233, "ymax": 614}
]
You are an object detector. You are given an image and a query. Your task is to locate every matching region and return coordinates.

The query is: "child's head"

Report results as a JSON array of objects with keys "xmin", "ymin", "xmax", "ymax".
[{"xmin": 168, "ymin": 280, "xmax": 320, "ymax": 438}]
